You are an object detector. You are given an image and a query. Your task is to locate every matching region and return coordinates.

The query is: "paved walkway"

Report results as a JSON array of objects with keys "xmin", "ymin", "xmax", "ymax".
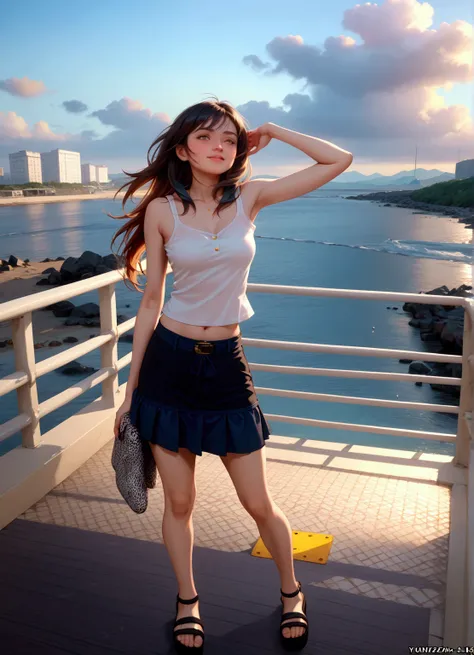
[{"xmin": 0, "ymin": 438, "xmax": 450, "ymax": 653}]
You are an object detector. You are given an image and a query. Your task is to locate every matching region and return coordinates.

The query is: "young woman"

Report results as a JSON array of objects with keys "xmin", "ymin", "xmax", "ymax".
[{"xmin": 110, "ymin": 98, "xmax": 352, "ymax": 653}]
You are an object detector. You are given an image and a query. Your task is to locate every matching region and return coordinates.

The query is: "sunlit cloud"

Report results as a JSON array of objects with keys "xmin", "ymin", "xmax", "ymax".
[{"xmin": 0, "ymin": 76, "xmax": 48, "ymax": 98}]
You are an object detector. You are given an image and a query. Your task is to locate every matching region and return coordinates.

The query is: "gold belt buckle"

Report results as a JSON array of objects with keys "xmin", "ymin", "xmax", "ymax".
[{"xmin": 194, "ymin": 341, "xmax": 214, "ymax": 355}]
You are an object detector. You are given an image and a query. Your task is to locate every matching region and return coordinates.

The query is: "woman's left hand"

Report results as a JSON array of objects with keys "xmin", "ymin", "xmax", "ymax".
[{"xmin": 247, "ymin": 123, "xmax": 273, "ymax": 156}]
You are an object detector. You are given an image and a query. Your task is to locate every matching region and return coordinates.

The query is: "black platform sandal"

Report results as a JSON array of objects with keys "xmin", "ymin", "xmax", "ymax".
[
  {"xmin": 280, "ymin": 580, "xmax": 309, "ymax": 651},
  {"xmin": 173, "ymin": 593, "xmax": 205, "ymax": 654}
]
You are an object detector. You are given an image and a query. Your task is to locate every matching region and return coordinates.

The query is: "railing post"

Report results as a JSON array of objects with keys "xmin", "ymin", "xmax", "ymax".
[
  {"xmin": 98, "ymin": 283, "xmax": 119, "ymax": 407},
  {"xmin": 11, "ymin": 312, "xmax": 41, "ymax": 448},
  {"xmin": 456, "ymin": 307, "xmax": 474, "ymax": 467}
]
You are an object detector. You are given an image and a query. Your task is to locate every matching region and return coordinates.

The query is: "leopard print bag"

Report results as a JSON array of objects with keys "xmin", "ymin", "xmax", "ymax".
[{"xmin": 111, "ymin": 412, "xmax": 157, "ymax": 514}]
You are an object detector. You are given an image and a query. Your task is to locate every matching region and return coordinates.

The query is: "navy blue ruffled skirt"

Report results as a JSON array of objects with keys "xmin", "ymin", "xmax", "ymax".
[{"xmin": 129, "ymin": 319, "xmax": 272, "ymax": 456}]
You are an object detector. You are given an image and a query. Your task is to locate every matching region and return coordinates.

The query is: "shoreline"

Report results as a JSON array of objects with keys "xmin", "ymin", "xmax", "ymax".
[
  {"xmin": 0, "ymin": 260, "xmax": 104, "ymax": 352},
  {"xmin": 347, "ymin": 189, "xmax": 474, "ymax": 225},
  {"xmin": 0, "ymin": 189, "xmax": 148, "ymax": 207}
]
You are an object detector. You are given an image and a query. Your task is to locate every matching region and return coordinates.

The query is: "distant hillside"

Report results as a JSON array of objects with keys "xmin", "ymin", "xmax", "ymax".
[{"xmin": 410, "ymin": 177, "xmax": 474, "ymax": 208}]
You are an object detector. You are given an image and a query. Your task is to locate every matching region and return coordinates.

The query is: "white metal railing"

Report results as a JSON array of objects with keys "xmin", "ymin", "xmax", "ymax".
[
  {"xmin": 1, "ymin": 266, "xmax": 473, "ymax": 642},
  {"xmin": 468, "ymin": 436, "xmax": 474, "ymax": 646},
  {"xmin": 0, "ymin": 268, "xmax": 472, "ymax": 454}
]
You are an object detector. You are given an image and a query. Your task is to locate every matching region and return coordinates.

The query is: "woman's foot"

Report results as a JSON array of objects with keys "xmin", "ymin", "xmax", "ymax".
[
  {"xmin": 174, "ymin": 597, "xmax": 204, "ymax": 649},
  {"xmin": 280, "ymin": 584, "xmax": 308, "ymax": 640}
]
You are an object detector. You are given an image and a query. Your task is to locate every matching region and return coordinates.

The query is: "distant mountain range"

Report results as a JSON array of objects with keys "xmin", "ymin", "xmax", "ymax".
[
  {"xmin": 327, "ymin": 168, "xmax": 454, "ymax": 189},
  {"xmin": 249, "ymin": 169, "xmax": 454, "ymax": 189},
  {"xmin": 108, "ymin": 169, "xmax": 455, "ymax": 190}
]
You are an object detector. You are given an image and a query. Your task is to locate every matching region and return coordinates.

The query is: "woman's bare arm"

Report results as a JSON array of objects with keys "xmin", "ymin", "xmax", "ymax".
[{"xmin": 123, "ymin": 198, "xmax": 169, "ymax": 401}]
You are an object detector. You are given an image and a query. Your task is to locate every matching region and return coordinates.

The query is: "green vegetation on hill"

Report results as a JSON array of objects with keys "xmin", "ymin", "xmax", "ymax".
[{"xmin": 410, "ymin": 177, "xmax": 474, "ymax": 208}]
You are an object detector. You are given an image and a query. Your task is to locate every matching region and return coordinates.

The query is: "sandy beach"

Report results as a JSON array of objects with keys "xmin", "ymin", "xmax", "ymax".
[
  {"xmin": 0, "ymin": 261, "xmax": 105, "ymax": 349},
  {"xmin": 0, "ymin": 189, "xmax": 148, "ymax": 207}
]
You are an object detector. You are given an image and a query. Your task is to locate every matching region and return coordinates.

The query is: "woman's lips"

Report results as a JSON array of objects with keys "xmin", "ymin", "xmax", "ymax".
[{"xmin": 209, "ymin": 156, "xmax": 224, "ymax": 161}]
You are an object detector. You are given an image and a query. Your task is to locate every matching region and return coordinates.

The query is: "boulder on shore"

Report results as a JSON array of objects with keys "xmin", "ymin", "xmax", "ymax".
[
  {"xmin": 8, "ymin": 254, "xmax": 26, "ymax": 267},
  {"xmin": 44, "ymin": 300, "xmax": 75, "ymax": 317},
  {"xmin": 402, "ymin": 284, "xmax": 472, "ymax": 398},
  {"xmin": 70, "ymin": 302, "xmax": 100, "ymax": 319},
  {"xmin": 35, "ymin": 250, "xmax": 123, "ymax": 286},
  {"xmin": 60, "ymin": 360, "xmax": 97, "ymax": 376}
]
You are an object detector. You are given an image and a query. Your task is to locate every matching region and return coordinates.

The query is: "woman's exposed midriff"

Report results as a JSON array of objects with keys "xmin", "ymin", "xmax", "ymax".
[{"xmin": 159, "ymin": 312, "xmax": 241, "ymax": 341}]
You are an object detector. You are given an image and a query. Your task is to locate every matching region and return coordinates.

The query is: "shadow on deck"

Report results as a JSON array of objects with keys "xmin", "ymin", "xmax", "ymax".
[{"xmin": 0, "ymin": 518, "xmax": 429, "ymax": 655}]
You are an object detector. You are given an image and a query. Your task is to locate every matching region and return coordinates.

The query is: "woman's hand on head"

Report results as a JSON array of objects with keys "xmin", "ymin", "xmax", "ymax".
[{"xmin": 247, "ymin": 123, "xmax": 273, "ymax": 156}]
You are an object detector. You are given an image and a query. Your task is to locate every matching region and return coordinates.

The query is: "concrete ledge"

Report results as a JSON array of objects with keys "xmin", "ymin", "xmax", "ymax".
[
  {"xmin": 444, "ymin": 483, "xmax": 467, "ymax": 647},
  {"xmin": 0, "ymin": 386, "xmax": 125, "ymax": 530}
]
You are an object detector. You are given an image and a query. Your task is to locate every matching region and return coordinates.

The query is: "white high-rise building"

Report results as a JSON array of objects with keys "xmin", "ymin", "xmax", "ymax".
[
  {"xmin": 41, "ymin": 149, "xmax": 81, "ymax": 183},
  {"xmin": 9, "ymin": 151, "xmax": 42, "ymax": 184},
  {"xmin": 81, "ymin": 163, "xmax": 109, "ymax": 184},
  {"xmin": 81, "ymin": 163, "xmax": 97, "ymax": 184},
  {"xmin": 95, "ymin": 165, "xmax": 109, "ymax": 183}
]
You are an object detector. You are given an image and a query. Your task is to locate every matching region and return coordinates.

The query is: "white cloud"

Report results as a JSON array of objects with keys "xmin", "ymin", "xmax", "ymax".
[
  {"xmin": 240, "ymin": 0, "xmax": 473, "ymax": 164},
  {"xmin": 0, "ymin": 76, "xmax": 48, "ymax": 98},
  {"xmin": 1, "ymin": 0, "xmax": 472, "ymax": 171},
  {"xmin": 0, "ymin": 99, "xmax": 170, "ymax": 170}
]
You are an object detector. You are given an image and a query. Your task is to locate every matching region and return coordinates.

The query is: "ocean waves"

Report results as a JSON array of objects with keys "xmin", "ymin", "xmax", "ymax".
[{"xmin": 258, "ymin": 236, "xmax": 473, "ymax": 264}]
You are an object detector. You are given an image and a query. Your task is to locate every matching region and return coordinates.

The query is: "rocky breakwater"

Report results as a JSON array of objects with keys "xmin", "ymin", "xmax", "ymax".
[
  {"xmin": 36, "ymin": 250, "xmax": 122, "ymax": 286},
  {"xmin": 0, "ymin": 250, "xmax": 130, "ymax": 366},
  {"xmin": 401, "ymin": 284, "xmax": 472, "ymax": 399},
  {"xmin": 347, "ymin": 190, "xmax": 474, "ymax": 226},
  {"xmin": 0, "ymin": 254, "xmax": 33, "ymax": 271}
]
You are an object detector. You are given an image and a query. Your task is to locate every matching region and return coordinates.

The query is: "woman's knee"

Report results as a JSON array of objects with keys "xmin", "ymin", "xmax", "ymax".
[
  {"xmin": 241, "ymin": 496, "xmax": 275, "ymax": 521},
  {"xmin": 165, "ymin": 490, "xmax": 196, "ymax": 518}
]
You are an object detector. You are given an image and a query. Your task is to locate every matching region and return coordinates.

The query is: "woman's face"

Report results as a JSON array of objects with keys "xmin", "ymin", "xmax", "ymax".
[{"xmin": 184, "ymin": 118, "xmax": 239, "ymax": 173}]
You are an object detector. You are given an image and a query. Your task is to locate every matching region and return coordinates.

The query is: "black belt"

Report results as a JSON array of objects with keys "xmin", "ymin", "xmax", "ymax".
[{"xmin": 156, "ymin": 321, "xmax": 241, "ymax": 356}]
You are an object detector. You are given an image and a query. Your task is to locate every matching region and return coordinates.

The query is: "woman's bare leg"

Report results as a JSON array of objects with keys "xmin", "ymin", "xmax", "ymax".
[
  {"xmin": 221, "ymin": 447, "xmax": 307, "ymax": 641},
  {"xmin": 151, "ymin": 443, "xmax": 202, "ymax": 649}
]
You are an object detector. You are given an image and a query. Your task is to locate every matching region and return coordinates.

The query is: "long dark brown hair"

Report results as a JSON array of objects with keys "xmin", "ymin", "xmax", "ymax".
[{"xmin": 109, "ymin": 97, "xmax": 252, "ymax": 289}]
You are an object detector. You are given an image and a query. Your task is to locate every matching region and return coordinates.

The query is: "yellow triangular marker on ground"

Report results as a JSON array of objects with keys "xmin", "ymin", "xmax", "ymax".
[{"xmin": 251, "ymin": 530, "xmax": 333, "ymax": 564}]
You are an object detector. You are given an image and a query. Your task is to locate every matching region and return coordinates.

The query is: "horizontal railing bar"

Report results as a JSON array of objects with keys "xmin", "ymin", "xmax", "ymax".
[
  {"xmin": 117, "ymin": 352, "xmax": 132, "ymax": 370},
  {"xmin": 248, "ymin": 362, "xmax": 462, "ymax": 386},
  {"xmin": 0, "ymin": 362, "xmax": 462, "ymax": 400},
  {"xmin": 35, "ymin": 333, "xmax": 113, "ymax": 378},
  {"xmin": 242, "ymin": 337, "xmax": 462, "ymax": 364},
  {"xmin": 264, "ymin": 412, "xmax": 456, "ymax": 442},
  {"xmin": 255, "ymin": 386, "xmax": 459, "ymax": 414},
  {"xmin": 37, "ymin": 367, "xmax": 115, "ymax": 419},
  {"xmin": 1, "ymin": 269, "xmax": 469, "ymax": 323},
  {"xmin": 246, "ymin": 282, "xmax": 471, "ymax": 307},
  {"xmin": 0, "ymin": 270, "xmax": 125, "ymax": 323},
  {"xmin": 0, "ymin": 371, "xmax": 29, "ymax": 397},
  {"xmin": 117, "ymin": 317, "xmax": 136, "ymax": 336},
  {"xmin": 0, "ymin": 413, "xmax": 31, "ymax": 443}
]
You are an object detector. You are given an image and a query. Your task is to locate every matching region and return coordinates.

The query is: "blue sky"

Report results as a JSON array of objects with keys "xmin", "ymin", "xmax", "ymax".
[{"xmin": 1, "ymin": 0, "xmax": 472, "ymax": 177}]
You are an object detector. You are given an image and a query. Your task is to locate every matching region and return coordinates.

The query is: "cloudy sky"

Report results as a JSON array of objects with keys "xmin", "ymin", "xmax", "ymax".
[{"xmin": 1, "ymin": 0, "xmax": 472, "ymax": 178}]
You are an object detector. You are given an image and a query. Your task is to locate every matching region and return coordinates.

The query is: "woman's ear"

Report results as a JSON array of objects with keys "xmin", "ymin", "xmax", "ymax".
[{"xmin": 175, "ymin": 145, "xmax": 187, "ymax": 162}]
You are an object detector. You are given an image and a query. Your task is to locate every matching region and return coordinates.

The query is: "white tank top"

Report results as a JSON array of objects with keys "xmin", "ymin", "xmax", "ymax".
[{"xmin": 161, "ymin": 192, "xmax": 257, "ymax": 326}]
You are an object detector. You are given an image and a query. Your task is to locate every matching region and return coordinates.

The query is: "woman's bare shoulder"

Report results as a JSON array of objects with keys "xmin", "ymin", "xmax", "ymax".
[
  {"xmin": 147, "ymin": 196, "xmax": 169, "ymax": 211},
  {"xmin": 144, "ymin": 197, "xmax": 172, "ymax": 239}
]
